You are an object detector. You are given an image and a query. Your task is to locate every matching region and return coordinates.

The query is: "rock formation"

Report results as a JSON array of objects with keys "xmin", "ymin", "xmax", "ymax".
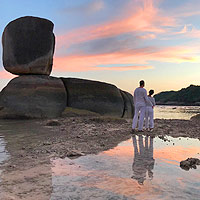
[
  {"xmin": 0, "ymin": 76, "xmax": 66, "ymax": 118},
  {"xmin": 0, "ymin": 16, "xmax": 66, "ymax": 118},
  {"xmin": 61, "ymin": 78, "xmax": 127, "ymax": 117},
  {"xmin": 2, "ymin": 16, "xmax": 55, "ymax": 75},
  {"xmin": 180, "ymin": 158, "xmax": 200, "ymax": 171},
  {"xmin": 0, "ymin": 16, "xmax": 134, "ymax": 119}
]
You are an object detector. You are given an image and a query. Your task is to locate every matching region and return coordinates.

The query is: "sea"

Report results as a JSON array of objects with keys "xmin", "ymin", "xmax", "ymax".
[{"xmin": 154, "ymin": 105, "xmax": 200, "ymax": 120}]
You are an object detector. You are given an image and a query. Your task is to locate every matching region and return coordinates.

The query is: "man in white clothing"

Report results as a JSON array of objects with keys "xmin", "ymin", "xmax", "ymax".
[{"xmin": 132, "ymin": 80, "xmax": 153, "ymax": 132}]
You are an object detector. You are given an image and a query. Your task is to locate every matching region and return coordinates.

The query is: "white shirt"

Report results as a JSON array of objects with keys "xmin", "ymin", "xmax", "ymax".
[
  {"xmin": 146, "ymin": 96, "xmax": 156, "ymax": 107},
  {"xmin": 133, "ymin": 87, "xmax": 153, "ymax": 107}
]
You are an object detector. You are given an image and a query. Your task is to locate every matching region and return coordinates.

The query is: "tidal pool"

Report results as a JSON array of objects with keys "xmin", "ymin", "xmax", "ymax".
[{"xmin": 51, "ymin": 136, "xmax": 200, "ymax": 200}]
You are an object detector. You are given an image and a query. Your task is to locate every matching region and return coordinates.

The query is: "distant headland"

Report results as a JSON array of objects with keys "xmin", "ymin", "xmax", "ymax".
[{"xmin": 154, "ymin": 85, "xmax": 200, "ymax": 106}]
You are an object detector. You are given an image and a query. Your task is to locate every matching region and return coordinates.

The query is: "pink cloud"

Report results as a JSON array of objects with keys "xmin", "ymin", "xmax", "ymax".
[
  {"xmin": 0, "ymin": 71, "xmax": 16, "ymax": 80},
  {"xmin": 56, "ymin": 0, "xmax": 175, "ymax": 50},
  {"xmin": 53, "ymin": 45, "xmax": 199, "ymax": 72}
]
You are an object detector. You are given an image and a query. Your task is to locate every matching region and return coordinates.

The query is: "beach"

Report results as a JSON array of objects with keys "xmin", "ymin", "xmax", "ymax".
[{"xmin": 0, "ymin": 107, "xmax": 200, "ymax": 199}]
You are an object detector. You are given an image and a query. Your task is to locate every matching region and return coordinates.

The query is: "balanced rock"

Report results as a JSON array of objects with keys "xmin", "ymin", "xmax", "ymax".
[
  {"xmin": 2, "ymin": 16, "xmax": 55, "ymax": 75},
  {"xmin": 61, "ymin": 78, "xmax": 126, "ymax": 117},
  {"xmin": 0, "ymin": 75, "xmax": 67, "ymax": 118}
]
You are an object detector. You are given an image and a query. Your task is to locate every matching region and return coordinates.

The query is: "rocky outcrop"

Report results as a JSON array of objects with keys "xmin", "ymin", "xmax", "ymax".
[
  {"xmin": 2, "ymin": 16, "xmax": 55, "ymax": 75},
  {"xmin": 61, "ymin": 78, "xmax": 127, "ymax": 117},
  {"xmin": 180, "ymin": 158, "xmax": 200, "ymax": 171},
  {"xmin": 120, "ymin": 90, "xmax": 134, "ymax": 118},
  {"xmin": 0, "ymin": 75, "xmax": 67, "ymax": 118},
  {"xmin": 0, "ymin": 16, "xmax": 134, "ymax": 119}
]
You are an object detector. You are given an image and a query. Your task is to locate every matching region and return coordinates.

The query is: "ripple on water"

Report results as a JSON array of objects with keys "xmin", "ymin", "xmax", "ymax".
[{"xmin": 51, "ymin": 136, "xmax": 200, "ymax": 200}]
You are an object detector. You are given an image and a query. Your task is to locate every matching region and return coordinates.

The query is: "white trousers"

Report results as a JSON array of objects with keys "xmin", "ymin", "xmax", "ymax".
[
  {"xmin": 145, "ymin": 106, "xmax": 154, "ymax": 129},
  {"xmin": 132, "ymin": 105, "xmax": 146, "ymax": 131}
]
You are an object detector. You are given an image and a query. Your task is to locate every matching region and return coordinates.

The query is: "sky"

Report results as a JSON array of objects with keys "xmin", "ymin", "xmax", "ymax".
[{"xmin": 0, "ymin": 0, "xmax": 200, "ymax": 94}]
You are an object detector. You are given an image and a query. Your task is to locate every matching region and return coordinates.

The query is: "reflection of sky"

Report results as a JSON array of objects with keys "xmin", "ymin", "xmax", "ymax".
[
  {"xmin": 51, "ymin": 136, "xmax": 200, "ymax": 200},
  {"xmin": 0, "ymin": 136, "xmax": 9, "ymax": 183},
  {"xmin": 1, "ymin": 0, "xmax": 200, "ymax": 93}
]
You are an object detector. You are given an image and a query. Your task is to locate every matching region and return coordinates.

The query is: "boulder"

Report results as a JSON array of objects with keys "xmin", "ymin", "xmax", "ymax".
[
  {"xmin": 180, "ymin": 158, "xmax": 200, "ymax": 171},
  {"xmin": 61, "ymin": 78, "xmax": 124, "ymax": 117},
  {"xmin": 120, "ymin": 90, "xmax": 134, "ymax": 118},
  {"xmin": 0, "ymin": 75, "xmax": 67, "ymax": 118},
  {"xmin": 2, "ymin": 16, "xmax": 55, "ymax": 75}
]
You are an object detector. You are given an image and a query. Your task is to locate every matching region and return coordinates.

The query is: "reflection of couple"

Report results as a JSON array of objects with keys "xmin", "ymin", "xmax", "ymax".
[
  {"xmin": 132, "ymin": 80, "xmax": 156, "ymax": 132},
  {"xmin": 131, "ymin": 135, "xmax": 155, "ymax": 185}
]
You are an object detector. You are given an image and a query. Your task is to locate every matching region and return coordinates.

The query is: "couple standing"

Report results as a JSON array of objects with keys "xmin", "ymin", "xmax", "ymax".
[{"xmin": 132, "ymin": 80, "xmax": 155, "ymax": 132}]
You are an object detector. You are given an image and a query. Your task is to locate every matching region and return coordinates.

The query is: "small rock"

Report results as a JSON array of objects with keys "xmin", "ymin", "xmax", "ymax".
[
  {"xmin": 43, "ymin": 141, "xmax": 52, "ymax": 145},
  {"xmin": 67, "ymin": 150, "xmax": 85, "ymax": 157},
  {"xmin": 46, "ymin": 120, "xmax": 61, "ymax": 126},
  {"xmin": 180, "ymin": 158, "xmax": 200, "ymax": 171}
]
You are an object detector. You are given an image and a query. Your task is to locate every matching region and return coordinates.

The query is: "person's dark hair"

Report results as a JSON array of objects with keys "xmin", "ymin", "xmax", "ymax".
[
  {"xmin": 149, "ymin": 89, "xmax": 154, "ymax": 96},
  {"xmin": 139, "ymin": 80, "xmax": 145, "ymax": 87}
]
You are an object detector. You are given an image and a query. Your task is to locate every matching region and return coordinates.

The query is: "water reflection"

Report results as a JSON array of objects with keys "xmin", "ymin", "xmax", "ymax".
[
  {"xmin": 51, "ymin": 136, "xmax": 200, "ymax": 199},
  {"xmin": 132, "ymin": 135, "xmax": 154, "ymax": 185},
  {"xmin": 0, "ymin": 120, "xmax": 52, "ymax": 200}
]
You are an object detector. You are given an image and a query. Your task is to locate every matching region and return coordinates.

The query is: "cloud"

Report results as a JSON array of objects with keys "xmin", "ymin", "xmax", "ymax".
[
  {"xmin": 0, "ymin": 70, "xmax": 16, "ymax": 80},
  {"xmin": 56, "ymin": 0, "xmax": 175, "ymax": 50},
  {"xmin": 172, "ymin": 0, "xmax": 200, "ymax": 18},
  {"xmin": 174, "ymin": 24, "xmax": 200, "ymax": 38},
  {"xmin": 53, "ymin": 0, "xmax": 200, "ymax": 73},
  {"xmin": 53, "ymin": 45, "xmax": 199, "ymax": 72},
  {"xmin": 62, "ymin": 0, "xmax": 104, "ymax": 15}
]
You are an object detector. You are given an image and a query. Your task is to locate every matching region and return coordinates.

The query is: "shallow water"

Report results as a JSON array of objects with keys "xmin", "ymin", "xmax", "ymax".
[
  {"xmin": 51, "ymin": 136, "xmax": 200, "ymax": 200},
  {"xmin": 0, "ymin": 135, "xmax": 9, "ymax": 183},
  {"xmin": 155, "ymin": 105, "xmax": 200, "ymax": 120}
]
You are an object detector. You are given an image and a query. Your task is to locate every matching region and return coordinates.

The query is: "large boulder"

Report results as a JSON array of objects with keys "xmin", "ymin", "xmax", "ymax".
[
  {"xmin": 61, "ymin": 78, "xmax": 125, "ymax": 117},
  {"xmin": 2, "ymin": 16, "xmax": 55, "ymax": 75},
  {"xmin": 0, "ymin": 75, "xmax": 67, "ymax": 118},
  {"xmin": 120, "ymin": 90, "xmax": 134, "ymax": 118}
]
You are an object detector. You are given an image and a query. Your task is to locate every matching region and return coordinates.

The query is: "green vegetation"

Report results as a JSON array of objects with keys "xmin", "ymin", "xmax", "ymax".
[{"xmin": 154, "ymin": 85, "xmax": 200, "ymax": 105}]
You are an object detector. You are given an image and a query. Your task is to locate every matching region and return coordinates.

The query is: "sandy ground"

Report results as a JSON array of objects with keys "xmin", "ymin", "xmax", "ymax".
[{"xmin": 0, "ymin": 109, "xmax": 200, "ymax": 200}]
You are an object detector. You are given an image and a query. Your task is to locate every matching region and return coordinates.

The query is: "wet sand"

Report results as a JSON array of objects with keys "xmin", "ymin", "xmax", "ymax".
[{"xmin": 0, "ymin": 113, "xmax": 200, "ymax": 199}]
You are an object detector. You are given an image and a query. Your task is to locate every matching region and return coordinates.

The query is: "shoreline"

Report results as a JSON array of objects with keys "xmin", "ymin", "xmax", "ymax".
[
  {"xmin": 156, "ymin": 103, "xmax": 200, "ymax": 106},
  {"xmin": 0, "ymin": 114, "xmax": 200, "ymax": 199}
]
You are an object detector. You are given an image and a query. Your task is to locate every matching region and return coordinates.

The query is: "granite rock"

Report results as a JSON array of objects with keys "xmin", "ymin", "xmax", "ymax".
[
  {"xmin": 0, "ymin": 75, "xmax": 67, "ymax": 118},
  {"xmin": 61, "ymin": 78, "xmax": 125, "ymax": 117},
  {"xmin": 2, "ymin": 16, "xmax": 55, "ymax": 75}
]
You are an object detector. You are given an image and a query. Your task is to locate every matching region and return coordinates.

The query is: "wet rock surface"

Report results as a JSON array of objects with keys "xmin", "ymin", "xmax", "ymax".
[
  {"xmin": 180, "ymin": 158, "xmax": 200, "ymax": 171},
  {"xmin": 2, "ymin": 16, "xmax": 55, "ymax": 75},
  {"xmin": 0, "ymin": 75, "xmax": 67, "ymax": 118}
]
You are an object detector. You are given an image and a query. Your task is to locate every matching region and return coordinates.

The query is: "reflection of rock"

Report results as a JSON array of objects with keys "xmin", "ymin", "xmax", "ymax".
[
  {"xmin": 2, "ymin": 16, "xmax": 55, "ymax": 75},
  {"xmin": 0, "ymin": 75, "xmax": 67, "ymax": 118},
  {"xmin": 180, "ymin": 158, "xmax": 200, "ymax": 171},
  {"xmin": 0, "ymin": 120, "xmax": 52, "ymax": 199},
  {"xmin": 61, "ymin": 78, "xmax": 127, "ymax": 117}
]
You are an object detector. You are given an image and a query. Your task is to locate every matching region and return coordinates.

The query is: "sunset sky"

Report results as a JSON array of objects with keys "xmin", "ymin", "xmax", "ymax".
[{"xmin": 1, "ymin": 0, "xmax": 200, "ymax": 94}]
